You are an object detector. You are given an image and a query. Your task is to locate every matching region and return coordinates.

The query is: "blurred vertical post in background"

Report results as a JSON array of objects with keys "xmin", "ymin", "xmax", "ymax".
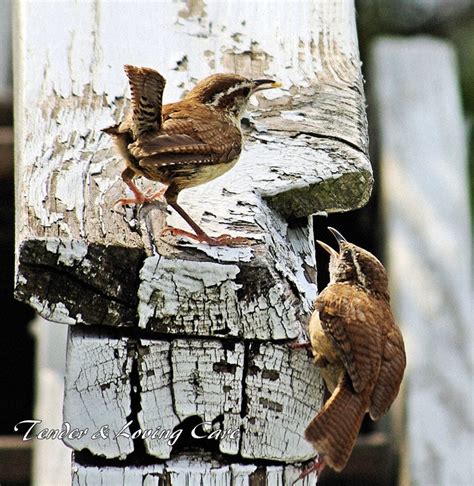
[
  {"xmin": 0, "ymin": 0, "xmax": 12, "ymax": 100},
  {"xmin": 30, "ymin": 317, "xmax": 69, "ymax": 486},
  {"xmin": 1, "ymin": 1, "xmax": 38, "ymax": 485},
  {"xmin": 372, "ymin": 37, "xmax": 473, "ymax": 486}
]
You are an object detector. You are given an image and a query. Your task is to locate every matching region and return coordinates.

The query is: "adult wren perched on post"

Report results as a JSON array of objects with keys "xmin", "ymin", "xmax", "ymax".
[
  {"xmin": 102, "ymin": 65, "xmax": 280, "ymax": 246},
  {"xmin": 297, "ymin": 227, "xmax": 406, "ymax": 480}
]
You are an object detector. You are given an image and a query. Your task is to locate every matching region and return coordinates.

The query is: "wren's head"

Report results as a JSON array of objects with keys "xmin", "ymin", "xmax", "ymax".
[
  {"xmin": 186, "ymin": 73, "xmax": 280, "ymax": 119},
  {"xmin": 317, "ymin": 227, "xmax": 390, "ymax": 299}
]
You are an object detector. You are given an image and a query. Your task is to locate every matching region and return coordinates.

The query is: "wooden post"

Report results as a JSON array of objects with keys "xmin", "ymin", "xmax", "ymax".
[
  {"xmin": 0, "ymin": 0, "xmax": 11, "ymax": 100},
  {"xmin": 14, "ymin": 1, "xmax": 372, "ymax": 483},
  {"xmin": 371, "ymin": 37, "xmax": 472, "ymax": 486},
  {"xmin": 30, "ymin": 316, "xmax": 70, "ymax": 486}
]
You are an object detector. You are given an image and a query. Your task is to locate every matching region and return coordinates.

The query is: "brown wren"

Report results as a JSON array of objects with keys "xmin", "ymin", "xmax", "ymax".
[
  {"xmin": 296, "ymin": 227, "xmax": 406, "ymax": 480},
  {"xmin": 102, "ymin": 65, "xmax": 280, "ymax": 246}
]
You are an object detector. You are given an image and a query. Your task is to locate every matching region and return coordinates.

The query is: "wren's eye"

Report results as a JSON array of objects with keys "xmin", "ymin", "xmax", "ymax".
[
  {"xmin": 241, "ymin": 87, "xmax": 251, "ymax": 96},
  {"xmin": 342, "ymin": 249, "xmax": 352, "ymax": 259}
]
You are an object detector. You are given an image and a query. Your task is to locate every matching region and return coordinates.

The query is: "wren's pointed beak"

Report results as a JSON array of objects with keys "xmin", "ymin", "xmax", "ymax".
[
  {"xmin": 252, "ymin": 79, "xmax": 282, "ymax": 92},
  {"xmin": 328, "ymin": 227, "xmax": 347, "ymax": 249},
  {"xmin": 316, "ymin": 240, "xmax": 339, "ymax": 258}
]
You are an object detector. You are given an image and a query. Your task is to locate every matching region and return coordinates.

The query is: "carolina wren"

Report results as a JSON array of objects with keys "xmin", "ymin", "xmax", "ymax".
[
  {"xmin": 102, "ymin": 65, "xmax": 280, "ymax": 246},
  {"xmin": 297, "ymin": 227, "xmax": 406, "ymax": 479}
]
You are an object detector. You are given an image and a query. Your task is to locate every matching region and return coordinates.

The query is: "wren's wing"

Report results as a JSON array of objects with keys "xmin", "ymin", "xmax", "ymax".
[
  {"xmin": 315, "ymin": 283, "xmax": 384, "ymax": 394},
  {"xmin": 124, "ymin": 65, "xmax": 166, "ymax": 139},
  {"xmin": 368, "ymin": 326, "xmax": 406, "ymax": 420},
  {"xmin": 129, "ymin": 107, "xmax": 242, "ymax": 168}
]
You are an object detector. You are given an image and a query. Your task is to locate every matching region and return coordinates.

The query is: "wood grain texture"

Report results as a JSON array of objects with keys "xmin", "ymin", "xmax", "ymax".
[{"xmin": 15, "ymin": 0, "xmax": 371, "ymax": 479}]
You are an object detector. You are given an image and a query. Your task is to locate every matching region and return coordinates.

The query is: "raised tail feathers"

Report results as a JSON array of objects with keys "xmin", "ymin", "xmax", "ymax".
[{"xmin": 123, "ymin": 64, "xmax": 166, "ymax": 139}]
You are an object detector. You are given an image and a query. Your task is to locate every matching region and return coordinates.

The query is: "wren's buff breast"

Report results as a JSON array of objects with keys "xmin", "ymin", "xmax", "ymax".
[
  {"xmin": 297, "ymin": 227, "xmax": 406, "ymax": 480},
  {"xmin": 102, "ymin": 65, "xmax": 279, "ymax": 246}
]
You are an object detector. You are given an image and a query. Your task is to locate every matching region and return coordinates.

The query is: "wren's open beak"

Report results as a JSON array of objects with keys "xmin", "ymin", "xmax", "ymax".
[
  {"xmin": 316, "ymin": 240, "xmax": 339, "ymax": 258},
  {"xmin": 252, "ymin": 79, "xmax": 282, "ymax": 92},
  {"xmin": 328, "ymin": 227, "xmax": 347, "ymax": 249},
  {"xmin": 317, "ymin": 227, "xmax": 347, "ymax": 257}
]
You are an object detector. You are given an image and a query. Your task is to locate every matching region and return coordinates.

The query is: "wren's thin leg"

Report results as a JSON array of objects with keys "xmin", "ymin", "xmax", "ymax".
[
  {"xmin": 119, "ymin": 168, "xmax": 146, "ymax": 204},
  {"xmin": 161, "ymin": 186, "xmax": 250, "ymax": 246},
  {"xmin": 293, "ymin": 456, "xmax": 326, "ymax": 484},
  {"xmin": 162, "ymin": 186, "xmax": 211, "ymax": 241},
  {"xmin": 115, "ymin": 167, "xmax": 166, "ymax": 206},
  {"xmin": 168, "ymin": 201, "xmax": 209, "ymax": 240}
]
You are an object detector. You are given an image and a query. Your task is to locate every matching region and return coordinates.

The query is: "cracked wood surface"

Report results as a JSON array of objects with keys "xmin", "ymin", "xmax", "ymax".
[
  {"xmin": 72, "ymin": 458, "xmax": 317, "ymax": 486},
  {"xmin": 64, "ymin": 327, "xmax": 322, "ymax": 462},
  {"xmin": 63, "ymin": 328, "xmax": 135, "ymax": 459},
  {"xmin": 14, "ymin": 0, "xmax": 371, "ymax": 479}
]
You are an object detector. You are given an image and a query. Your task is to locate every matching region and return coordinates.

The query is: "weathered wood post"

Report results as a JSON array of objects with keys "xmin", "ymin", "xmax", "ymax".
[{"xmin": 14, "ymin": 1, "xmax": 372, "ymax": 483}]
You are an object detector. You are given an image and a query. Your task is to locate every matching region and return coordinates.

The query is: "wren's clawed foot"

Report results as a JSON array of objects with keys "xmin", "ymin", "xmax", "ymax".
[
  {"xmin": 114, "ymin": 196, "xmax": 146, "ymax": 207},
  {"xmin": 206, "ymin": 233, "xmax": 251, "ymax": 246},
  {"xmin": 143, "ymin": 186, "xmax": 167, "ymax": 200},
  {"xmin": 114, "ymin": 187, "xmax": 166, "ymax": 208},
  {"xmin": 161, "ymin": 226, "xmax": 251, "ymax": 247},
  {"xmin": 293, "ymin": 456, "xmax": 326, "ymax": 484}
]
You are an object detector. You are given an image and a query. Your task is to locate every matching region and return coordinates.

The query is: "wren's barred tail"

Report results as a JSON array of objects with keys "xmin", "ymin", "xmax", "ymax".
[
  {"xmin": 124, "ymin": 65, "xmax": 165, "ymax": 139},
  {"xmin": 305, "ymin": 374, "xmax": 369, "ymax": 471}
]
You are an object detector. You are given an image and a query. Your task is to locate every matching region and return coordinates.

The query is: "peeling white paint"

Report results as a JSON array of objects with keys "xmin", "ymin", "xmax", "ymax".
[
  {"xmin": 185, "ymin": 243, "xmax": 254, "ymax": 263},
  {"xmin": 46, "ymin": 238, "xmax": 88, "ymax": 267},
  {"xmin": 241, "ymin": 343, "xmax": 322, "ymax": 462},
  {"xmin": 63, "ymin": 328, "xmax": 134, "ymax": 459},
  {"xmin": 71, "ymin": 460, "xmax": 318, "ymax": 485},
  {"xmin": 55, "ymin": 161, "xmax": 87, "ymax": 224},
  {"xmin": 171, "ymin": 339, "xmax": 244, "ymax": 456},
  {"xmin": 16, "ymin": 272, "xmax": 28, "ymax": 286},
  {"xmin": 138, "ymin": 257, "xmax": 242, "ymax": 333},
  {"xmin": 29, "ymin": 296, "xmax": 77, "ymax": 325}
]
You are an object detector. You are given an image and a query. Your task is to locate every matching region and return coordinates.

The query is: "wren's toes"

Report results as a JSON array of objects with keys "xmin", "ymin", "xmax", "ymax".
[
  {"xmin": 160, "ymin": 226, "xmax": 251, "ymax": 247},
  {"xmin": 209, "ymin": 234, "xmax": 252, "ymax": 246},
  {"xmin": 143, "ymin": 186, "xmax": 167, "ymax": 200},
  {"xmin": 114, "ymin": 196, "xmax": 145, "ymax": 208},
  {"xmin": 160, "ymin": 226, "xmax": 208, "ymax": 244}
]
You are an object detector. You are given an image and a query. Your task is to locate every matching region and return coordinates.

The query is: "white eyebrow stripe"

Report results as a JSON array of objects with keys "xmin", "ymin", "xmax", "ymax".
[
  {"xmin": 208, "ymin": 82, "xmax": 253, "ymax": 107},
  {"xmin": 351, "ymin": 248, "xmax": 367, "ymax": 288}
]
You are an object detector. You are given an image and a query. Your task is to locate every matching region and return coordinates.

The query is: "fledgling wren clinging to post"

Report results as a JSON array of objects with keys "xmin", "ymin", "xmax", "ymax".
[
  {"xmin": 102, "ymin": 65, "xmax": 280, "ymax": 246},
  {"xmin": 296, "ymin": 227, "xmax": 406, "ymax": 481}
]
